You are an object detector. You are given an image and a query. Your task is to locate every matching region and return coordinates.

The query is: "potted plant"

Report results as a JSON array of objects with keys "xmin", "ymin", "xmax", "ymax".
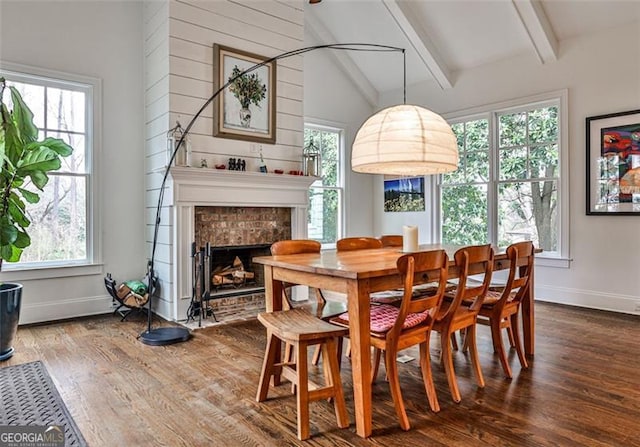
[
  {"xmin": 0, "ymin": 77, "xmax": 73, "ymax": 360},
  {"xmin": 227, "ymin": 65, "xmax": 266, "ymax": 128}
]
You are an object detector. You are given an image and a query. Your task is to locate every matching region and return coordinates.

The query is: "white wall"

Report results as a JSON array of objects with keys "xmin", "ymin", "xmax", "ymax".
[
  {"xmin": 144, "ymin": 0, "xmax": 309, "ymax": 318},
  {"xmin": 0, "ymin": 1, "xmax": 145, "ymax": 323},
  {"xmin": 302, "ymin": 35, "xmax": 376, "ymax": 237},
  {"xmin": 378, "ymin": 24, "xmax": 640, "ymax": 315}
]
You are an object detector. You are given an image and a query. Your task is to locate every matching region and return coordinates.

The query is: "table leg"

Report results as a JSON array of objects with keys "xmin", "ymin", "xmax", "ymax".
[
  {"xmin": 521, "ymin": 262, "xmax": 535, "ymax": 357},
  {"xmin": 263, "ymin": 266, "xmax": 284, "ymax": 385},
  {"xmin": 347, "ymin": 279, "xmax": 372, "ymax": 438}
]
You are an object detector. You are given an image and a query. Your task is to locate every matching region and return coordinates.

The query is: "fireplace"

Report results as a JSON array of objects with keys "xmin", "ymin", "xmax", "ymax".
[{"xmin": 154, "ymin": 167, "xmax": 315, "ymax": 322}]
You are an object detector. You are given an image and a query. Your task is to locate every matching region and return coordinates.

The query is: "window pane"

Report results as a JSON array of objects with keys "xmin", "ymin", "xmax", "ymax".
[
  {"xmin": 21, "ymin": 175, "xmax": 87, "ymax": 263},
  {"xmin": 498, "ymin": 181, "xmax": 557, "ymax": 252},
  {"xmin": 319, "ymin": 131, "xmax": 338, "ymax": 187},
  {"xmin": 441, "ymin": 184, "xmax": 488, "ymax": 245},
  {"xmin": 465, "ymin": 150, "xmax": 489, "ymax": 182},
  {"xmin": 50, "ymin": 131, "xmax": 86, "ymax": 173},
  {"xmin": 465, "ymin": 119, "xmax": 489, "ymax": 151},
  {"xmin": 499, "ymin": 147, "xmax": 528, "ymax": 180},
  {"xmin": 308, "ymin": 188, "xmax": 339, "ymax": 244},
  {"xmin": 530, "ymin": 144, "xmax": 558, "ymax": 179},
  {"xmin": 442, "ymin": 155, "xmax": 465, "ymax": 184},
  {"xmin": 46, "ymin": 87, "xmax": 85, "ymax": 132},
  {"xmin": 529, "ymin": 106, "xmax": 558, "ymax": 144},
  {"xmin": 499, "ymin": 112, "xmax": 526, "ymax": 147}
]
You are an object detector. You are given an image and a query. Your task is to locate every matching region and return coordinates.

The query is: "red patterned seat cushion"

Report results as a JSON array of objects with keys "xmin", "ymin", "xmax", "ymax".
[{"xmin": 334, "ymin": 304, "xmax": 430, "ymax": 334}]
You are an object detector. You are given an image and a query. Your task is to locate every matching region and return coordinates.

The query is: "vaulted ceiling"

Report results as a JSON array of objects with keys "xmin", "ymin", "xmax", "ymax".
[{"xmin": 305, "ymin": 0, "xmax": 640, "ymax": 105}]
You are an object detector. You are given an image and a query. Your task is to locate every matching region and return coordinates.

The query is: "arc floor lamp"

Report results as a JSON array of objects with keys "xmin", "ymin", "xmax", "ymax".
[{"xmin": 139, "ymin": 43, "xmax": 459, "ymax": 346}]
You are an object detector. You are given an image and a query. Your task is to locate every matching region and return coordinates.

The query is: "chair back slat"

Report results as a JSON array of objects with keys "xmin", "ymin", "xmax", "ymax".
[
  {"xmin": 336, "ymin": 237, "xmax": 383, "ymax": 251},
  {"xmin": 271, "ymin": 239, "xmax": 321, "ymax": 256},
  {"xmin": 496, "ymin": 241, "xmax": 534, "ymax": 307},
  {"xmin": 440, "ymin": 244, "xmax": 494, "ymax": 321},
  {"xmin": 392, "ymin": 249, "xmax": 449, "ymax": 336},
  {"xmin": 379, "ymin": 235, "xmax": 403, "ymax": 247}
]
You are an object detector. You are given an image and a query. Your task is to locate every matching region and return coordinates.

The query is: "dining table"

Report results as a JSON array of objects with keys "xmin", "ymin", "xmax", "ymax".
[{"xmin": 253, "ymin": 243, "xmax": 536, "ymax": 438}]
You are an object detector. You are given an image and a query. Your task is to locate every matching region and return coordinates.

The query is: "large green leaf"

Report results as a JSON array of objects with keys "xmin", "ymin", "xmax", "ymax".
[
  {"xmin": 30, "ymin": 137, "xmax": 73, "ymax": 157},
  {"xmin": 9, "ymin": 86, "xmax": 38, "ymax": 143},
  {"xmin": 0, "ymin": 217, "xmax": 18, "ymax": 245},
  {"xmin": 16, "ymin": 147, "xmax": 60, "ymax": 189},
  {"xmin": 8, "ymin": 195, "xmax": 30, "ymax": 229},
  {"xmin": 17, "ymin": 187, "xmax": 39, "ymax": 204},
  {"xmin": 14, "ymin": 230, "xmax": 30, "ymax": 249},
  {"xmin": 0, "ymin": 244, "xmax": 22, "ymax": 263},
  {"xmin": 28, "ymin": 170, "xmax": 49, "ymax": 190},
  {"xmin": 1, "ymin": 103, "xmax": 22, "ymax": 164}
]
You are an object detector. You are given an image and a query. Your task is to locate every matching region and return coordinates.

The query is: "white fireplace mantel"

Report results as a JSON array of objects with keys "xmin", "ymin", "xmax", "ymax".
[{"xmin": 156, "ymin": 167, "xmax": 316, "ymax": 321}]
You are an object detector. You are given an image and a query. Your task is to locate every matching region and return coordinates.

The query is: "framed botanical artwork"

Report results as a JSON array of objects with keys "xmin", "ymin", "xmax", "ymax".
[
  {"xmin": 213, "ymin": 44, "xmax": 276, "ymax": 143},
  {"xmin": 383, "ymin": 176, "xmax": 425, "ymax": 212},
  {"xmin": 586, "ymin": 109, "xmax": 640, "ymax": 215}
]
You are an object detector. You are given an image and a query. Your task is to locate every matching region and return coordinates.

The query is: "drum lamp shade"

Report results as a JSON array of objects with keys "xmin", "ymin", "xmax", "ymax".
[{"xmin": 351, "ymin": 104, "xmax": 459, "ymax": 176}]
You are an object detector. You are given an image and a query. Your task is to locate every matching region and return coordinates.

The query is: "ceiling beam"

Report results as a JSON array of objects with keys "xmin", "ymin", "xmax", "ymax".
[
  {"xmin": 304, "ymin": 12, "xmax": 379, "ymax": 107},
  {"xmin": 381, "ymin": 0, "xmax": 453, "ymax": 90},
  {"xmin": 511, "ymin": 0, "xmax": 558, "ymax": 64}
]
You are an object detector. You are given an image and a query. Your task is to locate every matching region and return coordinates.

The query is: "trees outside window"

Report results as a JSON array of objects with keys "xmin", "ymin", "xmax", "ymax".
[
  {"xmin": 440, "ymin": 94, "xmax": 565, "ymax": 258},
  {"xmin": 1, "ymin": 69, "xmax": 94, "ymax": 267},
  {"xmin": 304, "ymin": 125, "xmax": 343, "ymax": 246}
]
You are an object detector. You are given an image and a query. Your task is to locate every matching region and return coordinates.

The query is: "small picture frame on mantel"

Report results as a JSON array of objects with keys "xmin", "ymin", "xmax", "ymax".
[{"xmin": 213, "ymin": 44, "xmax": 277, "ymax": 144}]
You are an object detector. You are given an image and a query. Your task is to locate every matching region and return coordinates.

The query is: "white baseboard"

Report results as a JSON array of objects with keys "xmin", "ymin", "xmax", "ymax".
[
  {"xmin": 20, "ymin": 294, "xmax": 115, "ymax": 325},
  {"xmin": 535, "ymin": 284, "xmax": 640, "ymax": 315}
]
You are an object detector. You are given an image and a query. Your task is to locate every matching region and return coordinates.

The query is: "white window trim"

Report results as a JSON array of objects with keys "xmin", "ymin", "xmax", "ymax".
[
  {"xmin": 438, "ymin": 89, "xmax": 570, "ymax": 267},
  {"xmin": 304, "ymin": 119, "xmax": 346, "ymax": 249},
  {"xmin": 0, "ymin": 61, "xmax": 102, "ymax": 278}
]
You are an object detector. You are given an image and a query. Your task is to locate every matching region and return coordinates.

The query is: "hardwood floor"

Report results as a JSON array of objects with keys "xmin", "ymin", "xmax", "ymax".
[{"xmin": 2, "ymin": 302, "xmax": 639, "ymax": 446}]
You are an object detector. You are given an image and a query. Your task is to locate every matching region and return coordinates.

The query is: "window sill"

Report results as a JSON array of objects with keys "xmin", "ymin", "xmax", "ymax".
[
  {"xmin": 535, "ymin": 256, "xmax": 571, "ymax": 269},
  {"xmin": 0, "ymin": 263, "xmax": 104, "ymax": 282}
]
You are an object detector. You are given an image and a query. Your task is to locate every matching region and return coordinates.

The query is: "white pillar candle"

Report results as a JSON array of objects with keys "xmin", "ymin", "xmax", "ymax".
[{"xmin": 402, "ymin": 225, "xmax": 419, "ymax": 252}]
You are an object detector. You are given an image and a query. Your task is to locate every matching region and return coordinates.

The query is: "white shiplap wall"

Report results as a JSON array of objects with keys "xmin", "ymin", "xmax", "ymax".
[{"xmin": 144, "ymin": 0, "xmax": 305, "ymax": 317}]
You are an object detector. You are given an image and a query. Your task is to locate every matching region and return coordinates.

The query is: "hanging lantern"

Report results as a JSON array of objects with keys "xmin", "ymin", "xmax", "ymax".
[
  {"xmin": 166, "ymin": 121, "xmax": 192, "ymax": 167},
  {"xmin": 303, "ymin": 141, "xmax": 321, "ymax": 177}
]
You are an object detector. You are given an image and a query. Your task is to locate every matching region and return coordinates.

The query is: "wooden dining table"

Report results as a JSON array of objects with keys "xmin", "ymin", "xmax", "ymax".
[{"xmin": 253, "ymin": 243, "xmax": 535, "ymax": 438}]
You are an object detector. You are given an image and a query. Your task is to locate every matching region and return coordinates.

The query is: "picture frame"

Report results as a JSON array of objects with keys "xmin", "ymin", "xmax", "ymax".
[
  {"xmin": 383, "ymin": 176, "xmax": 425, "ymax": 212},
  {"xmin": 213, "ymin": 44, "xmax": 276, "ymax": 144},
  {"xmin": 586, "ymin": 109, "xmax": 640, "ymax": 215}
]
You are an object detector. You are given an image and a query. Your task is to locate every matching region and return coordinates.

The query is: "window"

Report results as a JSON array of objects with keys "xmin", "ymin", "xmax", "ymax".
[
  {"xmin": 439, "ymin": 91, "xmax": 568, "ymax": 263},
  {"xmin": 304, "ymin": 124, "xmax": 344, "ymax": 246},
  {"xmin": 0, "ymin": 65, "xmax": 98, "ymax": 270}
]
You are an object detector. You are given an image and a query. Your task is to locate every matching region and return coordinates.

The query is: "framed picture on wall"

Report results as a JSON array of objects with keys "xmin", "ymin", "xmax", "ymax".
[
  {"xmin": 383, "ymin": 176, "xmax": 425, "ymax": 212},
  {"xmin": 586, "ymin": 109, "xmax": 640, "ymax": 215},
  {"xmin": 213, "ymin": 44, "xmax": 276, "ymax": 143}
]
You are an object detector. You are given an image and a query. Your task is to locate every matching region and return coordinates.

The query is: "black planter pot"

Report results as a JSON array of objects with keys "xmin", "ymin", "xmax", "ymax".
[{"xmin": 0, "ymin": 282, "xmax": 22, "ymax": 361}]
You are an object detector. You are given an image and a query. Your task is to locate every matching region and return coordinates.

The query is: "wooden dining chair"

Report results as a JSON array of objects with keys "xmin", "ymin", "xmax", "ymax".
[
  {"xmin": 336, "ymin": 236, "xmax": 383, "ymax": 251},
  {"xmin": 467, "ymin": 241, "xmax": 534, "ymax": 378},
  {"xmin": 271, "ymin": 239, "xmax": 347, "ymax": 367},
  {"xmin": 331, "ymin": 250, "xmax": 449, "ymax": 430},
  {"xmin": 336, "ymin": 236, "xmax": 399, "ymax": 359},
  {"xmin": 270, "ymin": 240, "xmax": 347, "ymax": 320},
  {"xmin": 256, "ymin": 308, "xmax": 350, "ymax": 440},
  {"xmin": 432, "ymin": 244, "xmax": 494, "ymax": 403},
  {"xmin": 379, "ymin": 234, "xmax": 403, "ymax": 247}
]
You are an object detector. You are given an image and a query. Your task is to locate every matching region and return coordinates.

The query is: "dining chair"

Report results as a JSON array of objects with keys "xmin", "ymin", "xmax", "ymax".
[
  {"xmin": 466, "ymin": 241, "xmax": 534, "ymax": 378},
  {"xmin": 331, "ymin": 249, "xmax": 449, "ymax": 430},
  {"xmin": 256, "ymin": 308, "xmax": 350, "ymax": 440},
  {"xmin": 270, "ymin": 239, "xmax": 347, "ymax": 320},
  {"xmin": 433, "ymin": 244, "xmax": 494, "ymax": 403},
  {"xmin": 270, "ymin": 239, "xmax": 348, "ymax": 366},
  {"xmin": 336, "ymin": 237, "xmax": 400, "ymax": 359},
  {"xmin": 379, "ymin": 234, "xmax": 403, "ymax": 247}
]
